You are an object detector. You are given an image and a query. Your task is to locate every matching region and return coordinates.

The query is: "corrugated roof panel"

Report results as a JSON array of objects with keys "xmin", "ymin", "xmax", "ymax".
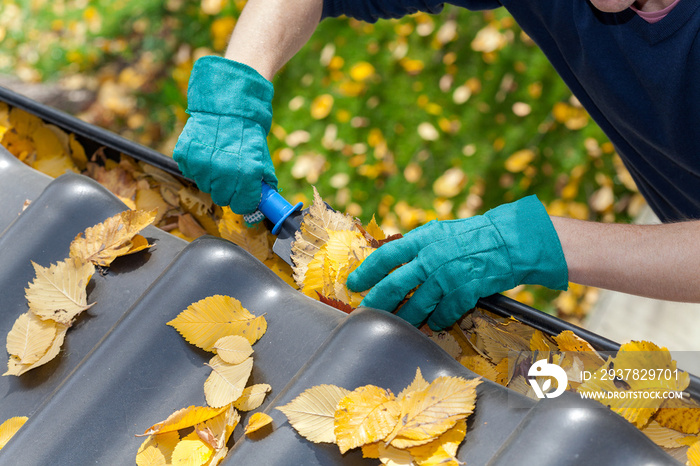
[{"xmin": 0, "ymin": 92, "xmax": 684, "ymax": 465}]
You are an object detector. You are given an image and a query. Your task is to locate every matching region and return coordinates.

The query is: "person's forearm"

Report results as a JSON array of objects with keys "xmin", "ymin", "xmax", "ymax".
[
  {"xmin": 225, "ymin": 0, "xmax": 324, "ymax": 81},
  {"xmin": 550, "ymin": 216, "xmax": 700, "ymax": 302}
]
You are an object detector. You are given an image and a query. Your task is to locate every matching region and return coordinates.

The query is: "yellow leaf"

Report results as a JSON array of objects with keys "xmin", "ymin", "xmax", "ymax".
[
  {"xmin": 277, "ymin": 384, "xmax": 351, "ymax": 444},
  {"xmin": 171, "ymin": 431, "xmax": 214, "ymax": 466},
  {"xmin": 31, "ymin": 124, "xmax": 65, "ymax": 159},
  {"xmin": 6, "ymin": 312, "xmax": 57, "ymax": 364},
  {"xmin": 377, "ymin": 443, "xmax": 415, "ymax": 465},
  {"xmin": 504, "ymin": 149, "xmax": 535, "ymax": 173},
  {"xmin": 9, "ymin": 107, "xmax": 41, "ymax": 136},
  {"xmin": 167, "ymin": 295, "xmax": 267, "ymax": 351},
  {"xmin": 4, "ymin": 325, "xmax": 67, "ymax": 376},
  {"xmin": 529, "ymin": 330, "xmax": 557, "ymax": 353},
  {"xmin": 408, "ymin": 420, "xmax": 466, "ymax": 466},
  {"xmin": 291, "ymin": 187, "xmax": 357, "ymax": 285},
  {"xmin": 135, "ymin": 188, "xmax": 169, "ymax": 225},
  {"xmin": 654, "ymin": 397, "xmax": 700, "ymax": 435},
  {"xmin": 398, "ymin": 368, "xmax": 430, "ymax": 399},
  {"xmin": 432, "ymin": 168, "xmax": 466, "ymax": 198},
  {"xmin": 218, "ymin": 207, "xmax": 271, "ymax": 263},
  {"xmin": 213, "ymin": 335, "xmax": 253, "ymax": 365},
  {"xmin": 68, "ymin": 133, "xmax": 87, "ymax": 170},
  {"xmin": 350, "ymin": 62, "xmax": 375, "ymax": 82},
  {"xmin": 142, "ymin": 405, "xmax": 229, "ymax": 436},
  {"xmin": 244, "ymin": 412, "xmax": 273, "ymax": 435},
  {"xmin": 334, "ymin": 385, "xmax": 402, "ymax": 454},
  {"xmin": 641, "ymin": 421, "xmax": 695, "ymax": 449},
  {"xmin": 25, "ymin": 259, "xmax": 95, "ymax": 326},
  {"xmin": 387, "ymin": 377, "xmax": 480, "ymax": 449},
  {"xmin": 136, "ymin": 431, "xmax": 180, "ymax": 466},
  {"xmin": 688, "ymin": 439, "xmax": 700, "ymax": 466},
  {"xmin": 365, "ymin": 215, "xmax": 386, "ymax": 241},
  {"xmin": 203, "ymin": 355, "xmax": 254, "ymax": 408},
  {"xmin": 32, "ymin": 154, "xmax": 79, "ymax": 178},
  {"xmin": 577, "ymin": 341, "xmax": 690, "ymax": 428},
  {"xmin": 310, "ymin": 94, "xmax": 334, "ymax": 120},
  {"xmin": 128, "ymin": 234, "xmax": 153, "ymax": 255},
  {"xmin": 0, "ymin": 416, "xmax": 27, "ymax": 450},
  {"xmin": 234, "ymin": 384, "xmax": 271, "ymax": 412},
  {"xmin": 459, "ymin": 354, "xmax": 499, "ymax": 383},
  {"xmin": 69, "ymin": 209, "xmax": 157, "ymax": 267}
]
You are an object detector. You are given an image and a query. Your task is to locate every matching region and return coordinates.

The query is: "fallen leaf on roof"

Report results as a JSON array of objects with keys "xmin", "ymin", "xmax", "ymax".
[
  {"xmin": 244, "ymin": 412, "xmax": 273, "ymax": 435},
  {"xmin": 277, "ymin": 384, "xmax": 351, "ymax": 444},
  {"xmin": 203, "ymin": 355, "xmax": 253, "ymax": 408},
  {"xmin": 167, "ymin": 295, "xmax": 267, "ymax": 351},
  {"xmin": 69, "ymin": 208, "xmax": 156, "ymax": 267}
]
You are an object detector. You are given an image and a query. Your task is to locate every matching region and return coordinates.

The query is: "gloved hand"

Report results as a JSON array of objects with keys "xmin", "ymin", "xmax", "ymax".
[
  {"xmin": 173, "ymin": 56, "xmax": 278, "ymax": 215},
  {"xmin": 347, "ymin": 195, "xmax": 568, "ymax": 330}
]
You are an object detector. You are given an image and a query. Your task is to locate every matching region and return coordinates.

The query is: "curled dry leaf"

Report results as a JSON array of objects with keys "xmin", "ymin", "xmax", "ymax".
[
  {"xmin": 25, "ymin": 259, "xmax": 95, "ymax": 326},
  {"xmin": 0, "ymin": 416, "xmax": 28, "ymax": 450},
  {"xmin": 69, "ymin": 208, "xmax": 156, "ymax": 267},
  {"xmin": 142, "ymin": 405, "xmax": 229, "ymax": 437},
  {"xmin": 167, "ymin": 295, "xmax": 267, "ymax": 352},
  {"xmin": 244, "ymin": 412, "xmax": 273, "ymax": 435},
  {"xmin": 203, "ymin": 355, "xmax": 254, "ymax": 408},
  {"xmin": 5, "ymin": 325, "xmax": 68, "ymax": 376},
  {"xmin": 277, "ymin": 384, "xmax": 351, "ymax": 444},
  {"xmin": 6, "ymin": 312, "xmax": 57, "ymax": 365}
]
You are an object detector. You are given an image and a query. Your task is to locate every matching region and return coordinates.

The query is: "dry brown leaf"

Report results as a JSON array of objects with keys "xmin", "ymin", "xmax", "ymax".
[
  {"xmin": 277, "ymin": 384, "xmax": 351, "ymax": 444},
  {"xmin": 203, "ymin": 355, "xmax": 254, "ymax": 408},
  {"xmin": 334, "ymin": 385, "xmax": 402, "ymax": 454},
  {"xmin": 69, "ymin": 209, "xmax": 156, "ymax": 267},
  {"xmin": 25, "ymin": 259, "xmax": 95, "ymax": 326},
  {"xmin": 167, "ymin": 295, "xmax": 267, "ymax": 352}
]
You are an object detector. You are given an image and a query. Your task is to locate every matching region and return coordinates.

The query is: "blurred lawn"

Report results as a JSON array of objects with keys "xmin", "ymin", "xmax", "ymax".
[{"xmin": 0, "ymin": 0, "xmax": 645, "ymax": 319}]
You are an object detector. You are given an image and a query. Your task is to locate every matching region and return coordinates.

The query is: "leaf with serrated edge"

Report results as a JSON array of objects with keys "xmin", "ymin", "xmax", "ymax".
[
  {"xmin": 136, "ymin": 431, "xmax": 180, "ymax": 466},
  {"xmin": 0, "ymin": 416, "xmax": 27, "ymax": 450},
  {"xmin": 4, "ymin": 325, "xmax": 68, "ymax": 376},
  {"xmin": 244, "ymin": 412, "xmax": 273, "ymax": 435},
  {"xmin": 171, "ymin": 431, "xmax": 213, "ymax": 466},
  {"xmin": 26, "ymin": 259, "xmax": 95, "ymax": 326},
  {"xmin": 398, "ymin": 368, "xmax": 430, "ymax": 399},
  {"xmin": 653, "ymin": 397, "xmax": 700, "ymax": 435},
  {"xmin": 408, "ymin": 419, "xmax": 466, "ymax": 466},
  {"xmin": 234, "ymin": 384, "xmax": 271, "ymax": 412},
  {"xmin": 142, "ymin": 405, "xmax": 228, "ymax": 436},
  {"xmin": 213, "ymin": 335, "xmax": 253, "ymax": 365},
  {"xmin": 167, "ymin": 295, "xmax": 266, "ymax": 351},
  {"xmin": 69, "ymin": 209, "xmax": 156, "ymax": 267},
  {"xmin": 387, "ymin": 377, "xmax": 480, "ymax": 449},
  {"xmin": 203, "ymin": 356, "xmax": 254, "ymax": 408},
  {"xmin": 334, "ymin": 385, "xmax": 401, "ymax": 454},
  {"xmin": 641, "ymin": 421, "xmax": 695, "ymax": 449},
  {"xmin": 277, "ymin": 384, "xmax": 351, "ymax": 444},
  {"xmin": 6, "ymin": 313, "xmax": 57, "ymax": 364}
]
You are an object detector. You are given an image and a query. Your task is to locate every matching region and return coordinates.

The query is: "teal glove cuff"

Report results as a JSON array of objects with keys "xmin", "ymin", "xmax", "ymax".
[
  {"xmin": 173, "ymin": 56, "xmax": 278, "ymax": 214},
  {"xmin": 484, "ymin": 195, "xmax": 568, "ymax": 291},
  {"xmin": 187, "ymin": 56, "xmax": 274, "ymax": 133}
]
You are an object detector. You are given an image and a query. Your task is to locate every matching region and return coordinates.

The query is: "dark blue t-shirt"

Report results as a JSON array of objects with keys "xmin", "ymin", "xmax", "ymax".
[{"xmin": 322, "ymin": 0, "xmax": 700, "ymax": 222}]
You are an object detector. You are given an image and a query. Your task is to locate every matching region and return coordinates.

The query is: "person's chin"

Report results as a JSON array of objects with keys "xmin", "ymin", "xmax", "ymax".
[{"xmin": 589, "ymin": 0, "xmax": 635, "ymax": 13}]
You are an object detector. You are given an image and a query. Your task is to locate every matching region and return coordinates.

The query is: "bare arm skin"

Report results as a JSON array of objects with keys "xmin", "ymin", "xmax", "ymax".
[
  {"xmin": 551, "ymin": 216, "xmax": 700, "ymax": 302},
  {"xmin": 224, "ymin": 0, "xmax": 324, "ymax": 81}
]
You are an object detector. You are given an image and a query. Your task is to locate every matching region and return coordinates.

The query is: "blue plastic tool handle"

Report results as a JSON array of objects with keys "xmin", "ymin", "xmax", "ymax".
[{"xmin": 258, "ymin": 182, "xmax": 304, "ymax": 235}]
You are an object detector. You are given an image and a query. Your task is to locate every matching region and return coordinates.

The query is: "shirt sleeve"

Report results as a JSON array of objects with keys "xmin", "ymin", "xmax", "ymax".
[{"xmin": 322, "ymin": 0, "xmax": 502, "ymax": 22}]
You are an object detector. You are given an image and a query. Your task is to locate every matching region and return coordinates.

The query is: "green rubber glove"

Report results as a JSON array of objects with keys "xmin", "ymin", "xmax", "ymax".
[
  {"xmin": 347, "ymin": 195, "xmax": 568, "ymax": 330},
  {"xmin": 173, "ymin": 56, "xmax": 277, "ymax": 214}
]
